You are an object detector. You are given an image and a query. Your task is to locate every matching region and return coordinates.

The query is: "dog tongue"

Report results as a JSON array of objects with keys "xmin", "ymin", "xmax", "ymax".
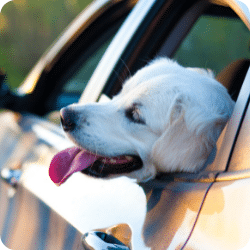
[
  {"xmin": 49, "ymin": 147, "xmax": 133, "ymax": 186},
  {"xmin": 49, "ymin": 147, "xmax": 99, "ymax": 186}
]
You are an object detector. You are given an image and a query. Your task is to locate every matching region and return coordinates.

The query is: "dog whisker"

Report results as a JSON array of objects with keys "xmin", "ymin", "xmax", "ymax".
[
  {"xmin": 119, "ymin": 58, "xmax": 132, "ymax": 78},
  {"xmin": 111, "ymin": 68, "xmax": 128, "ymax": 86}
]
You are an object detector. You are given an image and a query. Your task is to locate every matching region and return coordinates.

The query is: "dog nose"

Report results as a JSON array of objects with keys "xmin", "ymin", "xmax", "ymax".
[{"xmin": 60, "ymin": 107, "xmax": 76, "ymax": 132}]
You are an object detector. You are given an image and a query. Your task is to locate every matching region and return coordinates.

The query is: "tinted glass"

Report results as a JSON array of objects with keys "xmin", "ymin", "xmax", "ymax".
[
  {"xmin": 53, "ymin": 18, "xmax": 125, "ymax": 110},
  {"xmin": 174, "ymin": 15, "xmax": 250, "ymax": 75}
]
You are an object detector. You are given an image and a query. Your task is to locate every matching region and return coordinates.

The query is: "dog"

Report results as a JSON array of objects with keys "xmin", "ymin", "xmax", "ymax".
[{"xmin": 55, "ymin": 58, "xmax": 234, "ymax": 183}]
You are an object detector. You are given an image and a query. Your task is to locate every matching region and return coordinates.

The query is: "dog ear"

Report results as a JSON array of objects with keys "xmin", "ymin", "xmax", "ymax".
[{"xmin": 151, "ymin": 93, "xmax": 227, "ymax": 173}]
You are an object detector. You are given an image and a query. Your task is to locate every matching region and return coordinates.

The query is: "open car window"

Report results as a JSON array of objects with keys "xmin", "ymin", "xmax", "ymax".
[
  {"xmin": 171, "ymin": 4, "xmax": 250, "ymax": 173},
  {"xmin": 174, "ymin": 6, "xmax": 250, "ymax": 76},
  {"xmin": 100, "ymin": 1, "xmax": 250, "ymax": 175},
  {"xmin": 53, "ymin": 20, "xmax": 125, "ymax": 110}
]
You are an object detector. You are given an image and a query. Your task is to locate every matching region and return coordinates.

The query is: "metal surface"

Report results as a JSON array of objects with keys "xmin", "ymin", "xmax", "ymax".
[
  {"xmin": 1, "ymin": 169, "xmax": 22, "ymax": 187},
  {"xmin": 1, "ymin": 0, "xmax": 250, "ymax": 249},
  {"xmin": 0, "ymin": 112, "xmax": 211, "ymax": 249},
  {"xmin": 79, "ymin": 0, "xmax": 157, "ymax": 104},
  {"xmin": 228, "ymin": 104, "xmax": 250, "ymax": 171},
  {"xmin": 81, "ymin": 231, "xmax": 130, "ymax": 249},
  {"xmin": 216, "ymin": 169, "xmax": 250, "ymax": 181},
  {"xmin": 205, "ymin": 66, "xmax": 250, "ymax": 172},
  {"xmin": 186, "ymin": 177, "xmax": 250, "ymax": 250},
  {"xmin": 0, "ymin": 183, "xmax": 85, "ymax": 250}
]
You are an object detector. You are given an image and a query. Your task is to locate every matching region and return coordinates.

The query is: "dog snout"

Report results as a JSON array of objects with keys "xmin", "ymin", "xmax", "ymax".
[{"xmin": 60, "ymin": 107, "xmax": 77, "ymax": 132}]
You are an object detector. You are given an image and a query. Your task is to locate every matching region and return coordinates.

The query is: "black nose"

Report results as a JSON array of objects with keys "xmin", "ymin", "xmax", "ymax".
[{"xmin": 60, "ymin": 107, "xmax": 76, "ymax": 132}]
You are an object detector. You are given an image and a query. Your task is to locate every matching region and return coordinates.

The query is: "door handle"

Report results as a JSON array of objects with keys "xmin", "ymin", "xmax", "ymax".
[{"xmin": 82, "ymin": 231, "xmax": 131, "ymax": 250}]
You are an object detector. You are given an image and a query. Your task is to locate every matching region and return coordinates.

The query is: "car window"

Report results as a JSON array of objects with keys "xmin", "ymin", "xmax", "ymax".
[
  {"xmin": 55, "ymin": 35, "xmax": 113, "ymax": 109},
  {"xmin": 62, "ymin": 39, "xmax": 111, "ymax": 94},
  {"xmin": 174, "ymin": 13, "xmax": 250, "ymax": 75},
  {"xmin": 172, "ymin": 6, "xmax": 250, "ymax": 172},
  {"xmin": 45, "ymin": 16, "xmax": 127, "ymax": 124},
  {"xmin": 42, "ymin": 8, "xmax": 128, "ymax": 113}
]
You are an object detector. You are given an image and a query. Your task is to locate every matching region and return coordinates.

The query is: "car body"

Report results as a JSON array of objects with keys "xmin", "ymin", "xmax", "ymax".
[{"xmin": 1, "ymin": 0, "xmax": 250, "ymax": 249}]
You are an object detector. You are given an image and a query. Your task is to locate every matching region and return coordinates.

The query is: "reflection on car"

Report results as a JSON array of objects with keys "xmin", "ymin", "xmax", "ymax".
[{"xmin": 1, "ymin": 0, "xmax": 250, "ymax": 249}]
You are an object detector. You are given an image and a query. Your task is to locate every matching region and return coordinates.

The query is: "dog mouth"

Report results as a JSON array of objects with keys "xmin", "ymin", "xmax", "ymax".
[{"xmin": 49, "ymin": 147, "xmax": 143, "ymax": 185}]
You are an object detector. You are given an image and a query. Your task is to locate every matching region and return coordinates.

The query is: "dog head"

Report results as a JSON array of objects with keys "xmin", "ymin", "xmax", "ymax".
[{"xmin": 50, "ymin": 58, "xmax": 235, "ymax": 183}]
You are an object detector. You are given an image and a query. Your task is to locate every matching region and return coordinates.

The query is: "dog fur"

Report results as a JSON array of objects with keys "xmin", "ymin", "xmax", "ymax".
[{"xmin": 62, "ymin": 58, "xmax": 235, "ymax": 182}]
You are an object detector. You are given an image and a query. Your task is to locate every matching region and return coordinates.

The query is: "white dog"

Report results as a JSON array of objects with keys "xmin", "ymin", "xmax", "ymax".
[{"xmin": 53, "ymin": 58, "xmax": 234, "ymax": 183}]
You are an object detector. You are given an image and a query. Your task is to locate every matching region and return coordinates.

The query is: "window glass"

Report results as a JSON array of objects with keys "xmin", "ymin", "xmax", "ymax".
[
  {"xmin": 46, "ymin": 18, "xmax": 126, "ymax": 123},
  {"xmin": 53, "ymin": 20, "xmax": 123, "ymax": 110},
  {"xmin": 47, "ymin": 38, "xmax": 112, "ymax": 123},
  {"xmin": 63, "ymin": 38, "xmax": 111, "ymax": 93},
  {"xmin": 174, "ymin": 15, "xmax": 250, "ymax": 75}
]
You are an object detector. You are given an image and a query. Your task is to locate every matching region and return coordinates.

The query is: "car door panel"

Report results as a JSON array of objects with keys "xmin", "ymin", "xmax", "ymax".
[
  {"xmin": 185, "ymin": 67, "xmax": 250, "ymax": 249},
  {"xmin": 0, "ymin": 112, "xmax": 82, "ymax": 250},
  {"xmin": 138, "ymin": 180, "xmax": 213, "ymax": 249},
  {"xmin": 0, "ymin": 183, "xmax": 85, "ymax": 250},
  {"xmin": 1, "ymin": 0, "xmax": 250, "ymax": 249},
  {"xmin": 227, "ymin": 95, "xmax": 250, "ymax": 172},
  {"xmin": 186, "ymin": 177, "xmax": 250, "ymax": 250},
  {"xmin": 0, "ymin": 112, "xmax": 145, "ymax": 249},
  {"xmin": 0, "ymin": 111, "xmax": 213, "ymax": 249}
]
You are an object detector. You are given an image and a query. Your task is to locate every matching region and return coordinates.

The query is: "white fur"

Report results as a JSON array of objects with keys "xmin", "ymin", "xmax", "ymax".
[{"xmin": 64, "ymin": 58, "xmax": 235, "ymax": 182}]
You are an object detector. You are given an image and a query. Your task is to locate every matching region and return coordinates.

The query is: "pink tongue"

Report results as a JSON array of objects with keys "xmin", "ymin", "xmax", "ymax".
[
  {"xmin": 49, "ymin": 147, "xmax": 98, "ymax": 186},
  {"xmin": 49, "ymin": 147, "xmax": 132, "ymax": 186}
]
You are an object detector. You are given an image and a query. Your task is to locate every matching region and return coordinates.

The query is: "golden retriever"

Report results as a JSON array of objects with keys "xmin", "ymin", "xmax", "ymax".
[{"xmin": 49, "ymin": 58, "xmax": 235, "ymax": 184}]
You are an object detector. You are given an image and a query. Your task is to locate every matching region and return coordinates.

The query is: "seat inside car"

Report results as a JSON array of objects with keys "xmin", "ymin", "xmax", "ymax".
[{"xmin": 216, "ymin": 59, "xmax": 250, "ymax": 101}]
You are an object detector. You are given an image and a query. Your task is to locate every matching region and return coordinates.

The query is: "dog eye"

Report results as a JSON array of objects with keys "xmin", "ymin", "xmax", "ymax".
[{"xmin": 125, "ymin": 106, "xmax": 145, "ymax": 124}]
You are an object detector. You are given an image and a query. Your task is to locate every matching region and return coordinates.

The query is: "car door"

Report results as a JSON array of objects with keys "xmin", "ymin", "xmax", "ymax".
[
  {"xmin": 169, "ymin": 1, "xmax": 250, "ymax": 248},
  {"xmin": 1, "ymin": 0, "xmax": 250, "ymax": 250},
  {"xmin": 185, "ymin": 63, "xmax": 250, "ymax": 249},
  {"xmin": 77, "ymin": 0, "xmax": 250, "ymax": 249},
  {"xmin": 0, "ymin": 0, "xmax": 137, "ymax": 249}
]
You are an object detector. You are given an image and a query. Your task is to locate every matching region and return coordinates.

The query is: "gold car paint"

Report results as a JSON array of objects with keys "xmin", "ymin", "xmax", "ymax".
[{"xmin": 186, "ymin": 178, "xmax": 250, "ymax": 250}]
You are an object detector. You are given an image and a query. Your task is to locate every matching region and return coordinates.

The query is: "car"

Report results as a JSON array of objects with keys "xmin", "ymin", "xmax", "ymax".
[{"xmin": 0, "ymin": 0, "xmax": 250, "ymax": 249}]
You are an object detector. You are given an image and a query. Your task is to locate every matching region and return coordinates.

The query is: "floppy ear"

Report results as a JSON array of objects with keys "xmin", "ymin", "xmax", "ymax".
[{"xmin": 151, "ymin": 93, "xmax": 227, "ymax": 173}]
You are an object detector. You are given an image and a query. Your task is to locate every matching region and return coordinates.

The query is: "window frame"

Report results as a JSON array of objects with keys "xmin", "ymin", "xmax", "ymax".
[
  {"xmin": 80, "ymin": 0, "xmax": 250, "ymax": 178},
  {"xmin": 16, "ymin": 0, "xmax": 137, "ymax": 116}
]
